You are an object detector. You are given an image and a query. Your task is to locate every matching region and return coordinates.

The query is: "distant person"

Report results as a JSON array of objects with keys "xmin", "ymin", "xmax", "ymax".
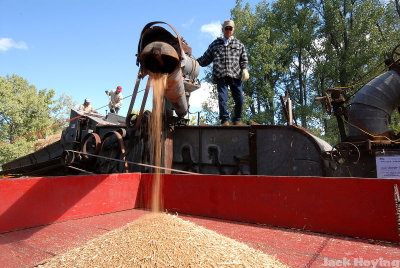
[
  {"xmin": 78, "ymin": 98, "xmax": 94, "ymax": 113},
  {"xmin": 105, "ymin": 86, "xmax": 123, "ymax": 114},
  {"xmin": 197, "ymin": 19, "xmax": 249, "ymax": 126}
]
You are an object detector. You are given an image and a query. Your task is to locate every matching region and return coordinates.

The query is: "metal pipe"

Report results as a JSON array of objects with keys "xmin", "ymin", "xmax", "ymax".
[
  {"xmin": 165, "ymin": 66, "xmax": 187, "ymax": 117},
  {"xmin": 140, "ymin": 40, "xmax": 188, "ymax": 116},
  {"xmin": 348, "ymin": 70, "xmax": 400, "ymax": 136},
  {"xmin": 137, "ymin": 22, "xmax": 200, "ymax": 118},
  {"xmin": 140, "ymin": 41, "xmax": 180, "ymax": 74}
]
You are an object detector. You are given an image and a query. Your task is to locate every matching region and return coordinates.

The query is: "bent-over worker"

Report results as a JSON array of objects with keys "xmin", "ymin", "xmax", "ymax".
[{"xmin": 105, "ymin": 86, "xmax": 123, "ymax": 114}]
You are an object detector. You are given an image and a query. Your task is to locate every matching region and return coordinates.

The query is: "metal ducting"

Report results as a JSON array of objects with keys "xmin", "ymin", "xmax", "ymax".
[{"xmin": 348, "ymin": 70, "xmax": 400, "ymax": 136}]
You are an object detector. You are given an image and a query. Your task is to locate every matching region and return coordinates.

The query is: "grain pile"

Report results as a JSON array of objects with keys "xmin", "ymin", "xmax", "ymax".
[
  {"xmin": 37, "ymin": 213, "xmax": 287, "ymax": 267},
  {"xmin": 33, "ymin": 132, "xmax": 62, "ymax": 151}
]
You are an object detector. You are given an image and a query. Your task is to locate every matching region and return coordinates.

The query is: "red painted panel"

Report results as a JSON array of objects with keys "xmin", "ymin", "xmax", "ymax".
[
  {"xmin": 140, "ymin": 174, "xmax": 400, "ymax": 243},
  {"xmin": 2, "ymin": 173, "xmax": 399, "ymax": 243},
  {"xmin": 0, "ymin": 173, "xmax": 141, "ymax": 233}
]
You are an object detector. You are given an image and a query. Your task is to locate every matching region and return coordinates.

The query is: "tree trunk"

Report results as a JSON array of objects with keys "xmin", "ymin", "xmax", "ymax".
[
  {"xmin": 324, "ymin": 118, "xmax": 328, "ymax": 137},
  {"xmin": 269, "ymin": 97, "xmax": 275, "ymax": 125},
  {"xmin": 298, "ymin": 50, "xmax": 307, "ymax": 128}
]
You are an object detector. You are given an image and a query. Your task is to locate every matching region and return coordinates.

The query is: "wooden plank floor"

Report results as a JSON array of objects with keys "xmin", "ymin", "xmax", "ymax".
[{"xmin": 1, "ymin": 208, "xmax": 399, "ymax": 267}]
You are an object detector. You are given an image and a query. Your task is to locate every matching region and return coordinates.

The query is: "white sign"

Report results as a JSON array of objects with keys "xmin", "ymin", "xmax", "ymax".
[{"xmin": 376, "ymin": 155, "xmax": 400, "ymax": 178}]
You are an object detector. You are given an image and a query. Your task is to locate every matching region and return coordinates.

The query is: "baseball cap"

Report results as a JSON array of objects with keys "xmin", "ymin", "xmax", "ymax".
[
  {"xmin": 116, "ymin": 86, "xmax": 122, "ymax": 92},
  {"xmin": 85, "ymin": 98, "xmax": 90, "ymax": 103},
  {"xmin": 222, "ymin": 20, "xmax": 235, "ymax": 29}
]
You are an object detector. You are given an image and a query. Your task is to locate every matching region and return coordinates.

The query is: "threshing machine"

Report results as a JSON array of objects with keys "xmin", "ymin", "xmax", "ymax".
[{"xmin": 2, "ymin": 22, "xmax": 400, "ymax": 179}]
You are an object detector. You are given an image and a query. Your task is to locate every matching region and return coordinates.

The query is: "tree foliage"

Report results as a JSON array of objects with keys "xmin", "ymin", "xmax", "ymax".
[
  {"xmin": 200, "ymin": 0, "xmax": 400, "ymax": 144},
  {"xmin": 0, "ymin": 74, "xmax": 76, "ymax": 165}
]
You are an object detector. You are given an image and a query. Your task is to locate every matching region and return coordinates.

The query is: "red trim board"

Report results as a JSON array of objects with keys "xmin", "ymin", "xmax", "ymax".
[
  {"xmin": 0, "ymin": 173, "xmax": 141, "ymax": 233},
  {"xmin": 1, "ymin": 173, "xmax": 399, "ymax": 243},
  {"xmin": 140, "ymin": 174, "xmax": 400, "ymax": 243}
]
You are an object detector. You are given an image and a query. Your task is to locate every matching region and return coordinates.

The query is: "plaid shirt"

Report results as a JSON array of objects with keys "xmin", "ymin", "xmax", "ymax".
[{"xmin": 197, "ymin": 37, "xmax": 248, "ymax": 82}]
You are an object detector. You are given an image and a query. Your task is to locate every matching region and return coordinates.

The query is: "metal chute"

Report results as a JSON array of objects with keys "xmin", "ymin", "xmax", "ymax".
[
  {"xmin": 348, "ymin": 70, "xmax": 400, "ymax": 137},
  {"xmin": 126, "ymin": 21, "xmax": 200, "ymax": 127}
]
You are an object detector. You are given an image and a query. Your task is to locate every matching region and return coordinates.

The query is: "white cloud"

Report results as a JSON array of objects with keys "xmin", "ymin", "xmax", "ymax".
[
  {"xmin": 188, "ymin": 82, "xmax": 218, "ymax": 112},
  {"xmin": 0, "ymin": 38, "xmax": 28, "ymax": 51},
  {"xmin": 200, "ymin": 21, "xmax": 222, "ymax": 39}
]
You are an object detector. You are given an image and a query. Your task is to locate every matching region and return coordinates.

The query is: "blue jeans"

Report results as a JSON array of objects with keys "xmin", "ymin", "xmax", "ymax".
[{"xmin": 216, "ymin": 77, "xmax": 243, "ymax": 124}]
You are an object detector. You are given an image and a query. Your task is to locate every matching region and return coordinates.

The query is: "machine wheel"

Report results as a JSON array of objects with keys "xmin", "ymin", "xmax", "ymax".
[
  {"xmin": 116, "ymin": 128, "xmax": 127, "ymax": 138},
  {"xmin": 97, "ymin": 131, "xmax": 130, "ymax": 174},
  {"xmin": 333, "ymin": 142, "xmax": 360, "ymax": 165},
  {"xmin": 61, "ymin": 150, "xmax": 75, "ymax": 166},
  {"xmin": 81, "ymin": 133, "xmax": 101, "ymax": 160}
]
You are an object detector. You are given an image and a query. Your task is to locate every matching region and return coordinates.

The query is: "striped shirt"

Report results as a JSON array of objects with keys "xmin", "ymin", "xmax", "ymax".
[{"xmin": 197, "ymin": 37, "xmax": 248, "ymax": 82}]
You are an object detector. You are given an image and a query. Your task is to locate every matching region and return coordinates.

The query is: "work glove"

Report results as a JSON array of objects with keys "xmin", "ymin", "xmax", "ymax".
[
  {"xmin": 105, "ymin": 90, "xmax": 109, "ymax": 95},
  {"xmin": 241, "ymin": 69, "xmax": 249, "ymax": 82}
]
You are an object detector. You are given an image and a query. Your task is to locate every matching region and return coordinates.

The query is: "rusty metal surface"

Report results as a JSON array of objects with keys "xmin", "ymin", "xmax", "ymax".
[
  {"xmin": 126, "ymin": 70, "xmax": 142, "ymax": 121},
  {"xmin": 250, "ymin": 125, "xmax": 330, "ymax": 176},
  {"xmin": 97, "ymin": 131, "xmax": 129, "ymax": 173},
  {"xmin": 173, "ymin": 125, "xmax": 251, "ymax": 175},
  {"xmin": 173, "ymin": 125, "xmax": 331, "ymax": 176},
  {"xmin": 141, "ymin": 41, "xmax": 180, "ymax": 74},
  {"xmin": 81, "ymin": 132, "xmax": 101, "ymax": 157},
  {"xmin": 131, "ymin": 79, "xmax": 151, "ymax": 131},
  {"xmin": 164, "ymin": 67, "xmax": 188, "ymax": 116},
  {"xmin": 137, "ymin": 22, "xmax": 184, "ymax": 63},
  {"xmin": 136, "ymin": 22, "xmax": 200, "ymax": 118},
  {"xmin": 162, "ymin": 127, "xmax": 174, "ymax": 174}
]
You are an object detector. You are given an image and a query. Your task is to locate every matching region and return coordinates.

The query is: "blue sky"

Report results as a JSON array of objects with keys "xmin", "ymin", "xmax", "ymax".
[{"xmin": 0, "ymin": 0, "xmax": 259, "ymax": 118}]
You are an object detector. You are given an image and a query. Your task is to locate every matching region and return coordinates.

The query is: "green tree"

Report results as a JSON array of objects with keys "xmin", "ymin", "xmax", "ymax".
[
  {"xmin": 0, "ymin": 74, "xmax": 76, "ymax": 165},
  {"xmin": 200, "ymin": 80, "xmax": 219, "ymax": 125},
  {"xmin": 232, "ymin": 0, "xmax": 291, "ymax": 125},
  {"xmin": 269, "ymin": 0, "xmax": 320, "ymax": 128},
  {"xmin": 201, "ymin": 0, "xmax": 400, "ymax": 142},
  {"xmin": 201, "ymin": 0, "xmax": 285, "ymax": 125},
  {"xmin": 311, "ymin": 0, "xmax": 400, "ymax": 143}
]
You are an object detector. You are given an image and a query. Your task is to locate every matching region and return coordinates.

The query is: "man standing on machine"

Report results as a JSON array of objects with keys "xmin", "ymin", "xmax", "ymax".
[{"xmin": 105, "ymin": 86, "xmax": 123, "ymax": 114}]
